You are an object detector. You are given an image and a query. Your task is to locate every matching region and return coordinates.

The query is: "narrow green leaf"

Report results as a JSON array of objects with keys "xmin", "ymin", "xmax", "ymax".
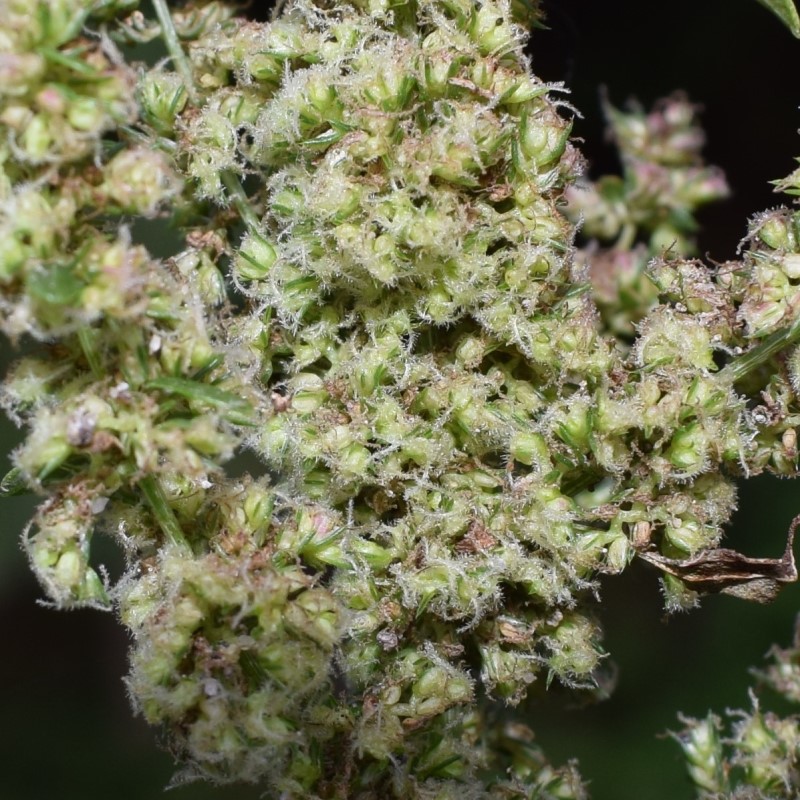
[
  {"xmin": 78, "ymin": 327, "xmax": 104, "ymax": 378},
  {"xmin": 190, "ymin": 354, "xmax": 225, "ymax": 381},
  {"xmin": 417, "ymin": 754, "xmax": 463, "ymax": 781},
  {"xmin": 145, "ymin": 376, "xmax": 255, "ymax": 425},
  {"xmin": 756, "ymin": 0, "xmax": 800, "ymax": 36},
  {"xmin": 303, "ymin": 127, "xmax": 347, "ymax": 148},
  {"xmin": 139, "ymin": 474, "xmax": 191, "ymax": 552},
  {"xmin": 38, "ymin": 46, "xmax": 103, "ymax": 77}
]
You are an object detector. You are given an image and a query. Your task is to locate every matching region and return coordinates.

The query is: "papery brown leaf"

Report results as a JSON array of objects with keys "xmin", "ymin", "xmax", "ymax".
[{"xmin": 638, "ymin": 515, "xmax": 799, "ymax": 603}]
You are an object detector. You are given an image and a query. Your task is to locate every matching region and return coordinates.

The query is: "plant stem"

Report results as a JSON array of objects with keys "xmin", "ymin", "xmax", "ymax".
[
  {"xmin": 221, "ymin": 171, "xmax": 262, "ymax": 234},
  {"xmin": 719, "ymin": 316, "xmax": 800, "ymax": 383},
  {"xmin": 151, "ymin": 0, "xmax": 198, "ymax": 104}
]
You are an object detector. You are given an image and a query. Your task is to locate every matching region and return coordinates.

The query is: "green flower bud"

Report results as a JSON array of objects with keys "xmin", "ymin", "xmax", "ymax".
[
  {"xmin": 67, "ymin": 96, "xmax": 105, "ymax": 132},
  {"xmin": 289, "ymin": 372, "xmax": 328, "ymax": 413},
  {"xmin": 674, "ymin": 715, "xmax": 727, "ymax": 794},
  {"xmin": 479, "ymin": 642, "xmax": 538, "ymax": 701},
  {"xmin": 664, "ymin": 516, "xmax": 713, "ymax": 555},
  {"xmin": 235, "ymin": 234, "xmax": 277, "ymax": 281},
  {"xmin": 509, "ymin": 430, "xmax": 552, "ymax": 469},
  {"xmin": 666, "ymin": 422, "xmax": 709, "ymax": 477},
  {"xmin": 649, "ymin": 223, "xmax": 690, "ymax": 255},
  {"xmin": 605, "ymin": 534, "xmax": 631, "ymax": 573},
  {"xmin": 16, "ymin": 418, "xmax": 72, "ymax": 479},
  {"xmin": 139, "ymin": 71, "xmax": 188, "ymax": 130},
  {"xmin": 545, "ymin": 614, "xmax": 602, "ymax": 684},
  {"xmin": 421, "ymin": 46, "xmax": 459, "ymax": 97},
  {"xmin": 635, "ymin": 309, "xmax": 715, "ymax": 370},
  {"xmin": 748, "ymin": 301, "xmax": 791, "ymax": 337},
  {"xmin": 20, "ymin": 114, "xmax": 53, "ymax": 160},
  {"xmin": 756, "ymin": 211, "xmax": 794, "ymax": 251},
  {"xmin": 469, "ymin": 1, "xmax": 518, "ymax": 55},
  {"xmin": 519, "ymin": 111, "xmax": 571, "ymax": 167},
  {"xmin": 285, "ymin": 588, "xmax": 340, "ymax": 647},
  {"xmin": 684, "ymin": 375, "xmax": 729, "ymax": 415},
  {"xmin": 103, "ymin": 148, "xmax": 182, "ymax": 216},
  {"xmin": 25, "ymin": 496, "xmax": 110, "ymax": 608},
  {"xmin": 240, "ymin": 481, "xmax": 275, "ymax": 545},
  {"xmin": 556, "ymin": 401, "xmax": 592, "ymax": 451},
  {"xmin": 0, "ymin": 234, "xmax": 26, "ymax": 280}
]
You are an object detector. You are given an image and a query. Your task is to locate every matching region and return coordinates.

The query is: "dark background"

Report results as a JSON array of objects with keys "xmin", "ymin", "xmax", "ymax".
[{"xmin": 2, "ymin": 1, "xmax": 800, "ymax": 798}]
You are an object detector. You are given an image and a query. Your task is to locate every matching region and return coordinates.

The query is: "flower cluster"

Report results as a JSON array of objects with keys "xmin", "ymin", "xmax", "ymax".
[
  {"xmin": 565, "ymin": 93, "xmax": 730, "ymax": 336},
  {"xmin": 2, "ymin": 1, "xmax": 800, "ymax": 797},
  {"xmin": 675, "ymin": 617, "xmax": 800, "ymax": 798}
]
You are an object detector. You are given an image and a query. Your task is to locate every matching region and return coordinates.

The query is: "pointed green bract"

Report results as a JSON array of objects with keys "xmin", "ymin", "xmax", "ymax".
[{"xmin": 756, "ymin": 0, "xmax": 800, "ymax": 36}]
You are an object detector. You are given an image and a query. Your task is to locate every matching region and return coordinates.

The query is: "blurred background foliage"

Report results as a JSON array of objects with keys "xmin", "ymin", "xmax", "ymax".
[{"xmin": 2, "ymin": 0, "xmax": 799, "ymax": 798}]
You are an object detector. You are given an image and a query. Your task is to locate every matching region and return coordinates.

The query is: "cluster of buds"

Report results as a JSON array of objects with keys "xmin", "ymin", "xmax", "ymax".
[
  {"xmin": 2, "ymin": 0, "xmax": 800, "ymax": 797},
  {"xmin": 675, "ymin": 616, "xmax": 800, "ymax": 799},
  {"xmin": 566, "ymin": 94, "xmax": 729, "ymax": 336}
]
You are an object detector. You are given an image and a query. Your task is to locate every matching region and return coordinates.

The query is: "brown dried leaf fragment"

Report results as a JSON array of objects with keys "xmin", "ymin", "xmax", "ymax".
[{"xmin": 638, "ymin": 515, "xmax": 799, "ymax": 603}]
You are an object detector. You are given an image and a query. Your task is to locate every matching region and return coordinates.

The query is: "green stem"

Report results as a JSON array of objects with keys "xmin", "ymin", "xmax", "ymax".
[
  {"xmin": 120, "ymin": 125, "xmax": 178, "ymax": 153},
  {"xmin": 151, "ymin": 0, "xmax": 198, "ymax": 104},
  {"xmin": 139, "ymin": 474, "xmax": 191, "ymax": 552},
  {"xmin": 718, "ymin": 316, "xmax": 800, "ymax": 383},
  {"xmin": 221, "ymin": 171, "xmax": 262, "ymax": 234}
]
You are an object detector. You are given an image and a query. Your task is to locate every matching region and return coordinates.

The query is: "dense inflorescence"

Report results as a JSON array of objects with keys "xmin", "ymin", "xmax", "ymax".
[{"xmin": 3, "ymin": 1, "xmax": 800, "ymax": 797}]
